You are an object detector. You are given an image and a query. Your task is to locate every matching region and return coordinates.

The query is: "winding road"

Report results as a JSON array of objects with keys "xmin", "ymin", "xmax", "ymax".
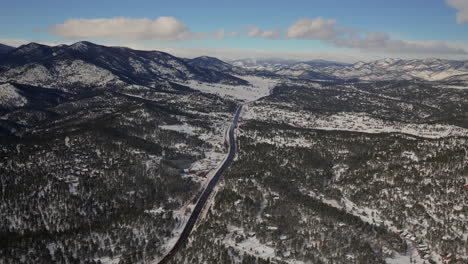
[{"xmin": 157, "ymin": 105, "xmax": 243, "ymax": 264}]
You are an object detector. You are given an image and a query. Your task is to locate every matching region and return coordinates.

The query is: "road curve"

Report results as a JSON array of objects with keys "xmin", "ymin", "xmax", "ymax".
[{"xmin": 157, "ymin": 105, "xmax": 243, "ymax": 264}]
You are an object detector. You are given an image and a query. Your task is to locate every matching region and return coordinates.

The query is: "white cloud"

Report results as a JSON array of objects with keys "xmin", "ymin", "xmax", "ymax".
[
  {"xmin": 229, "ymin": 31, "xmax": 240, "ymax": 37},
  {"xmin": 213, "ymin": 29, "xmax": 225, "ymax": 40},
  {"xmin": 249, "ymin": 17, "xmax": 467, "ymax": 55},
  {"xmin": 49, "ymin": 17, "xmax": 205, "ymax": 41},
  {"xmin": 332, "ymin": 32, "xmax": 468, "ymax": 55},
  {"xmin": 41, "ymin": 14, "xmax": 467, "ymax": 56},
  {"xmin": 286, "ymin": 17, "xmax": 337, "ymax": 40},
  {"xmin": 247, "ymin": 25, "xmax": 262, "ymax": 37},
  {"xmin": 247, "ymin": 25, "xmax": 282, "ymax": 39},
  {"xmin": 446, "ymin": 0, "xmax": 468, "ymax": 23},
  {"xmin": 260, "ymin": 29, "xmax": 282, "ymax": 39}
]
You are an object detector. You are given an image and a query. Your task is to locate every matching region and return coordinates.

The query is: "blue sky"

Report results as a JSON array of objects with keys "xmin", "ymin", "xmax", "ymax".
[{"xmin": 1, "ymin": 0, "xmax": 467, "ymax": 62}]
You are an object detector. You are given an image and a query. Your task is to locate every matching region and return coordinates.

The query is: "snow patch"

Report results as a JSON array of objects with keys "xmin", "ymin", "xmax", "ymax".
[
  {"xmin": 159, "ymin": 124, "xmax": 197, "ymax": 135},
  {"xmin": 180, "ymin": 75, "xmax": 279, "ymax": 102},
  {"xmin": 0, "ymin": 83, "xmax": 28, "ymax": 108}
]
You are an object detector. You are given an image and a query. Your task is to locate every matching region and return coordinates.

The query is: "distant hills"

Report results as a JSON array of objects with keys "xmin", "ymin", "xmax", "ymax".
[
  {"xmin": 231, "ymin": 57, "xmax": 468, "ymax": 82},
  {"xmin": 1, "ymin": 41, "xmax": 468, "ymax": 86}
]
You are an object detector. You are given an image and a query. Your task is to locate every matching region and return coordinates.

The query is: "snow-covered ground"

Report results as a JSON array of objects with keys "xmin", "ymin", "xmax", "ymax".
[
  {"xmin": 435, "ymin": 84, "xmax": 468, "ymax": 90},
  {"xmin": 300, "ymin": 189, "xmax": 440, "ymax": 264},
  {"xmin": 223, "ymin": 226, "xmax": 306, "ymax": 264},
  {"xmin": 223, "ymin": 226, "xmax": 276, "ymax": 259},
  {"xmin": 241, "ymin": 102, "xmax": 465, "ymax": 264},
  {"xmin": 159, "ymin": 123, "xmax": 198, "ymax": 136},
  {"xmin": 0, "ymin": 83, "xmax": 28, "ymax": 108},
  {"xmin": 0, "ymin": 60, "xmax": 123, "ymax": 89},
  {"xmin": 385, "ymin": 248, "xmax": 427, "ymax": 264},
  {"xmin": 151, "ymin": 116, "xmax": 232, "ymax": 263},
  {"xmin": 244, "ymin": 104, "xmax": 468, "ymax": 139},
  {"xmin": 179, "ymin": 75, "xmax": 280, "ymax": 101}
]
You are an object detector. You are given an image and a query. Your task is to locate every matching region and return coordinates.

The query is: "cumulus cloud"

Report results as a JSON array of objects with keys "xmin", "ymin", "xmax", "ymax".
[
  {"xmin": 287, "ymin": 17, "xmax": 338, "ymax": 40},
  {"xmin": 446, "ymin": 0, "xmax": 468, "ymax": 23},
  {"xmin": 247, "ymin": 25, "xmax": 282, "ymax": 39},
  {"xmin": 332, "ymin": 32, "xmax": 468, "ymax": 55},
  {"xmin": 49, "ymin": 17, "xmax": 204, "ymax": 41},
  {"xmin": 260, "ymin": 29, "xmax": 282, "ymax": 39},
  {"xmin": 248, "ymin": 17, "xmax": 467, "ymax": 55}
]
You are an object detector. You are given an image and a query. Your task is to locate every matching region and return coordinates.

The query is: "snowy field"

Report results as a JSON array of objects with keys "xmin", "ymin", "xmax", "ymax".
[
  {"xmin": 179, "ymin": 75, "xmax": 280, "ymax": 101},
  {"xmin": 385, "ymin": 248, "xmax": 428, "ymax": 264},
  {"xmin": 159, "ymin": 123, "xmax": 198, "ymax": 136},
  {"xmin": 223, "ymin": 226, "xmax": 276, "ymax": 259}
]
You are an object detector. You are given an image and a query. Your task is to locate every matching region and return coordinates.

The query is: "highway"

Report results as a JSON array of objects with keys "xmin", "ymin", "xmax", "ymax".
[{"xmin": 157, "ymin": 105, "xmax": 243, "ymax": 264}]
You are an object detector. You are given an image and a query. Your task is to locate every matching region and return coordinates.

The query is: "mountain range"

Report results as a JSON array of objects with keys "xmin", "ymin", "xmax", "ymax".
[
  {"xmin": 0, "ymin": 41, "xmax": 248, "ymax": 94},
  {"xmin": 231, "ymin": 57, "xmax": 468, "ymax": 82},
  {"xmin": 2, "ymin": 41, "xmax": 468, "ymax": 88}
]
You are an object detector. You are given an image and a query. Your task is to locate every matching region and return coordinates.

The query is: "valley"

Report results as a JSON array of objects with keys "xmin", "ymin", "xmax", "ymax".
[{"xmin": 0, "ymin": 41, "xmax": 467, "ymax": 264}]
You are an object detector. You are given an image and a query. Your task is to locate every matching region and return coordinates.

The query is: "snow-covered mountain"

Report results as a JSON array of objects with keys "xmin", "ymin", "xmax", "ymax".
[
  {"xmin": 323, "ymin": 58, "xmax": 468, "ymax": 81},
  {"xmin": 231, "ymin": 58, "xmax": 342, "ymax": 80},
  {"xmin": 231, "ymin": 58, "xmax": 349, "ymax": 69},
  {"xmin": 0, "ymin": 82, "xmax": 70, "ymax": 113},
  {"xmin": 0, "ymin": 55, "xmax": 241, "ymax": 261},
  {"xmin": 0, "ymin": 41, "xmax": 248, "ymax": 92},
  {"xmin": 230, "ymin": 57, "xmax": 468, "ymax": 82},
  {"xmin": 231, "ymin": 58, "xmax": 300, "ymax": 69},
  {"xmin": 0, "ymin": 83, "xmax": 28, "ymax": 109},
  {"xmin": 4, "ymin": 42, "xmax": 465, "ymax": 85},
  {"xmin": 186, "ymin": 56, "xmax": 281, "ymax": 77}
]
